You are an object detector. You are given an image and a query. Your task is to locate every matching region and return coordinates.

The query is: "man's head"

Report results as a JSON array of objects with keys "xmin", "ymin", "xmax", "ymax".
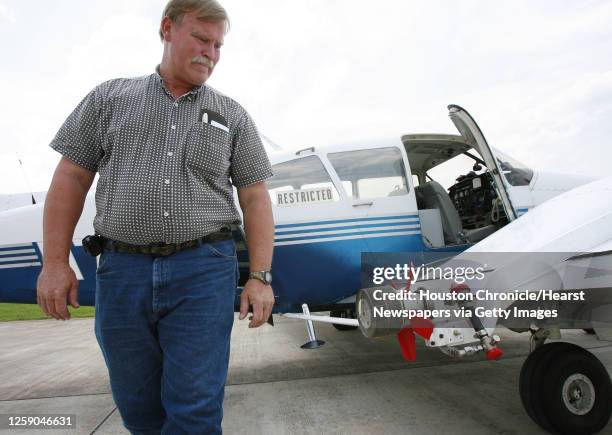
[{"xmin": 159, "ymin": 0, "xmax": 229, "ymax": 88}]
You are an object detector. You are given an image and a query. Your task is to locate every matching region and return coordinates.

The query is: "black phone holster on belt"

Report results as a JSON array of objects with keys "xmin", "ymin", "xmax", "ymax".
[{"xmin": 82, "ymin": 234, "xmax": 105, "ymax": 257}]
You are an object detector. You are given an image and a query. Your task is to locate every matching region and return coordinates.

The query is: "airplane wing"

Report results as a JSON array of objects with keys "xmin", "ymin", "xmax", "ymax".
[
  {"xmin": 358, "ymin": 174, "xmax": 612, "ymax": 351},
  {"xmin": 0, "ymin": 191, "xmax": 47, "ymax": 212}
]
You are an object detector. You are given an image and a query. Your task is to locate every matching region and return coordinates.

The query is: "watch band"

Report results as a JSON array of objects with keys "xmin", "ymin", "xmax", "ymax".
[{"xmin": 249, "ymin": 271, "xmax": 272, "ymax": 285}]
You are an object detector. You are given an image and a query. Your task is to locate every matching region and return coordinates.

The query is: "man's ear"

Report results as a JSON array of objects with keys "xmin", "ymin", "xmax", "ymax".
[{"xmin": 161, "ymin": 16, "xmax": 174, "ymax": 42}]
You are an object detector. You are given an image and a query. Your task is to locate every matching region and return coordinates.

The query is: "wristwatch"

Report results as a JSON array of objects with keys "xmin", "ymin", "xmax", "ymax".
[{"xmin": 249, "ymin": 271, "xmax": 272, "ymax": 286}]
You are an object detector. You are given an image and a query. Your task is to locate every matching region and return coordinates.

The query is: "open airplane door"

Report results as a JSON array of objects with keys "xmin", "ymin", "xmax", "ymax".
[{"xmin": 448, "ymin": 105, "xmax": 518, "ymax": 222}]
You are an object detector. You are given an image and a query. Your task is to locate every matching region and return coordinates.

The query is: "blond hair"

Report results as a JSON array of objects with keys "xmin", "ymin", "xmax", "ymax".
[{"xmin": 159, "ymin": 0, "xmax": 229, "ymax": 40}]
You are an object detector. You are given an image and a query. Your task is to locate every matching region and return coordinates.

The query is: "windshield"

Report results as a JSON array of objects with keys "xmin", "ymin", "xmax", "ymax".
[{"xmin": 494, "ymin": 148, "xmax": 534, "ymax": 186}]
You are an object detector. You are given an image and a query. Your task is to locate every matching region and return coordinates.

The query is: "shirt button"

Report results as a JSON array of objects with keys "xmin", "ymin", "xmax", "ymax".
[
  {"xmin": 163, "ymin": 211, "xmax": 169, "ymax": 217},
  {"xmin": 173, "ymin": 102, "xmax": 178, "ymax": 108},
  {"xmin": 167, "ymin": 152, "xmax": 173, "ymax": 156},
  {"xmin": 171, "ymin": 125, "xmax": 176, "ymax": 130},
  {"xmin": 164, "ymin": 179, "xmax": 170, "ymax": 185}
]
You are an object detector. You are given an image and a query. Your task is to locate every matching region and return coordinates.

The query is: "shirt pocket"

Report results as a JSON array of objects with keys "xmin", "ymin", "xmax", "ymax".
[{"xmin": 185, "ymin": 122, "xmax": 231, "ymax": 179}]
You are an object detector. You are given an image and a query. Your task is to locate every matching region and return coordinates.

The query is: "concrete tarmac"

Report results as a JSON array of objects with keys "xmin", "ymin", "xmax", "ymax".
[{"xmin": 0, "ymin": 315, "xmax": 611, "ymax": 434}]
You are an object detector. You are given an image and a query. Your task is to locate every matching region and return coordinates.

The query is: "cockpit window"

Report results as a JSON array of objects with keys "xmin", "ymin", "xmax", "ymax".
[
  {"xmin": 267, "ymin": 156, "xmax": 339, "ymax": 206},
  {"xmin": 494, "ymin": 149, "xmax": 534, "ymax": 186},
  {"xmin": 327, "ymin": 147, "xmax": 409, "ymax": 199}
]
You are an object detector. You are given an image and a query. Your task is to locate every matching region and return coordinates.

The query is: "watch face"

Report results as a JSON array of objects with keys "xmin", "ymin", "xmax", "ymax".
[{"xmin": 250, "ymin": 271, "xmax": 272, "ymax": 285}]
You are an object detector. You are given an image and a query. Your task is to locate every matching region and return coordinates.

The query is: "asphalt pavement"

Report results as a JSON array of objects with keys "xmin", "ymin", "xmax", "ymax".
[{"xmin": 1, "ymin": 315, "xmax": 611, "ymax": 434}]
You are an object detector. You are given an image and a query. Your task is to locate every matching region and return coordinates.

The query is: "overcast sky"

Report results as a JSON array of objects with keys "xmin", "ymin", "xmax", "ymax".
[{"xmin": 1, "ymin": 0, "xmax": 611, "ymax": 194}]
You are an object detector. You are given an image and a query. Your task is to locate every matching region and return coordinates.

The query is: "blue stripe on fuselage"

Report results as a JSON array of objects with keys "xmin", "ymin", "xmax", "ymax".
[
  {"xmin": 275, "ymin": 228, "xmax": 421, "ymax": 243},
  {"xmin": 275, "ymin": 221, "xmax": 420, "ymax": 237},
  {"xmin": 0, "ymin": 243, "xmax": 41, "ymax": 304},
  {"xmin": 275, "ymin": 214, "xmax": 419, "ymax": 229},
  {"xmin": 0, "ymin": 243, "xmax": 97, "ymax": 306}
]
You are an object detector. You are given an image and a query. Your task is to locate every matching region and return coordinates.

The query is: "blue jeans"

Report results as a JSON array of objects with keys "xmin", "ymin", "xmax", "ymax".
[{"xmin": 94, "ymin": 239, "xmax": 238, "ymax": 435}]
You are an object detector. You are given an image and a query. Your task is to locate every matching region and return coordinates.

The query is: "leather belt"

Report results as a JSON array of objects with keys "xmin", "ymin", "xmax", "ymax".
[{"xmin": 103, "ymin": 228, "xmax": 233, "ymax": 256}]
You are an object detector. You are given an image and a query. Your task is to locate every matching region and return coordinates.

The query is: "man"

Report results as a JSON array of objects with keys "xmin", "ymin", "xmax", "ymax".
[{"xmin": 36, "ymin": 0, "xmax": 275, "ymax": 433}]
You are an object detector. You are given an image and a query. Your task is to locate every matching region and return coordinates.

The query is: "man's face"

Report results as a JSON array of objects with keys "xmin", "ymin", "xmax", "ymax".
[{"xmin": 163, "ymin": 12, "xmax": 225, "ymax": 86}]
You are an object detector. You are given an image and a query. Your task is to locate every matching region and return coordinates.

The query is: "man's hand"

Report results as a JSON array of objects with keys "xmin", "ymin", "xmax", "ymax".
[
  {"xmin": 237, "ymin": 182, "xmax": 274, "ymax": 327},
  {"xmin": 36, "ymin": 264, "xmax": 80, "ymax": 320},
  {"xmin": 239, "ymin": 278, "xmax": 274, "ymax": 328},
  {"xmin": 37, "ymin": 156, "xmax": 92, "ymax": 321}
]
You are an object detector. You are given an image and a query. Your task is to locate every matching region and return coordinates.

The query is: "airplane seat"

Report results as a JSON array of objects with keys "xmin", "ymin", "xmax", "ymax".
[
  {"xmin": 416, "ymin": 181, "xmax": 464, "ymax": 244},
  {"xmin": 417, "ymin": 181, "xmax": 497, "ymax": 244},
  {"xmin": 414, "ymin": 185, "xmax": 426, "ymax": 209},
  {"xmin": 463, "ymin": 225, "xmax": 497, "ymax": 243}
]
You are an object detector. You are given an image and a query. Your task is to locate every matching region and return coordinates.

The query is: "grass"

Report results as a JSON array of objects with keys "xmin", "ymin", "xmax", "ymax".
[{"xmin": 0, "ymin": 303, "xmax": 96, "ymax": 322}]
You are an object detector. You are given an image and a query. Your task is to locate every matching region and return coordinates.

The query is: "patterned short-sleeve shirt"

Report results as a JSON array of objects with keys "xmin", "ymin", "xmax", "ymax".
[{"xmin": 50, "ymin": 68, "xmax": 273, "ymax": 245}]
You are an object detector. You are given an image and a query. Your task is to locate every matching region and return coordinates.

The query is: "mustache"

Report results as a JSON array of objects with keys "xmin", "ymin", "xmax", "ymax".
[{"xmin": 191, "ymin": 56, "xmax": 214, "ymax": 68}]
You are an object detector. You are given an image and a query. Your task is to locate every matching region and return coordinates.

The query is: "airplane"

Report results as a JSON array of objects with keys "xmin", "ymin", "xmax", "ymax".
[
  {"xmin": 356, "ymin": 172, "xmax": 612, "ymax": 434},
  {"xmin": 0, "ymin": 105, "xmax": 609, "ymax": 433},
  {"xmin": 0, "ymin": 191, "xmax": 46, "ymax": 212}
]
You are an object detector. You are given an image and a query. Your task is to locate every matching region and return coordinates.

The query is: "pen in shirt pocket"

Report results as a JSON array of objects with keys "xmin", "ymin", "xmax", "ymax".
[{"xmin": 200, "ymin": 109, "xmax": 229, "ymax": 132}]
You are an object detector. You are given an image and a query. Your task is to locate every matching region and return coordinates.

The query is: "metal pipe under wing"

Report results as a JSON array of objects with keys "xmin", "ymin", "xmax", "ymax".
[{"xmin": 282, "ymin": 313, "xmax": 360, "ymax": 326}]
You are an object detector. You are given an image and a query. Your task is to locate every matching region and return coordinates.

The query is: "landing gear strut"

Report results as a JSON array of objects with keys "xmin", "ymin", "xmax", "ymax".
[{"xmin": 519, "ymin": 341, "xmax": 611, "ymax": 434}]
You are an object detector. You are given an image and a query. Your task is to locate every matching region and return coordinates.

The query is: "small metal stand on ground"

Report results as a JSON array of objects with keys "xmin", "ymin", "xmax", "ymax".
[{"xmin": 300, "ymin": 303, "xmax": 325, "ymax": 349}]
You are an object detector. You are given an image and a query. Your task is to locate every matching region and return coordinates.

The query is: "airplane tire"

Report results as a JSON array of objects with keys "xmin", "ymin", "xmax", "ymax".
[
  {"xmin": 541, "ymin": 345, "xmax": 611, "ymax": 435},
  {"xmin": 356, "ymin": 286, "xmax": 406, "ymax": 338},
  {"xmin": 519, "ymin": 342, "xmax": 569, "ymax": 432},
  {"xmin": 520, "ymin": 342, "xmax": 612, "ymax": 434},
  {"xmin": 331, "ymin": 309, "xmax": 358, "ymax": 331}
]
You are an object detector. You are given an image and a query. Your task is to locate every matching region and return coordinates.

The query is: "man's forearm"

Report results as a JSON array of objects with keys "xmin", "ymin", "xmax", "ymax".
[
  {"xmin": 42, "ymin": 169, "xmax": 90, "ymax": 267},
  {"xmin": 242, "ymin": 199, "xmax": 274, "ymax": 271}
]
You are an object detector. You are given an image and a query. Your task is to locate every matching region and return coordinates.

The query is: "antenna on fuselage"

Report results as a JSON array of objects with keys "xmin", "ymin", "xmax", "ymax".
[
  {"xmin": 260, "ymin": 134, "xmax": 283, "ymax": 151},
  {"xmin": 14, "ymin": 152, "xmax": 36, "ymax": 204}
]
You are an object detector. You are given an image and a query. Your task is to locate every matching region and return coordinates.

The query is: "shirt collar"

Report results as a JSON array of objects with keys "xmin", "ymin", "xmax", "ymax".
[{"xmin": 153, "ymin": 65, "xmax": 205, "ymax": 99}]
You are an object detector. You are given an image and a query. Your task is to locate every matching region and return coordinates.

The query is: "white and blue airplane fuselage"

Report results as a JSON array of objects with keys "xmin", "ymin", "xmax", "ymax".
[{"xmin": 0, "ymin": 105, "xmax": 594, "ymax": 313}]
